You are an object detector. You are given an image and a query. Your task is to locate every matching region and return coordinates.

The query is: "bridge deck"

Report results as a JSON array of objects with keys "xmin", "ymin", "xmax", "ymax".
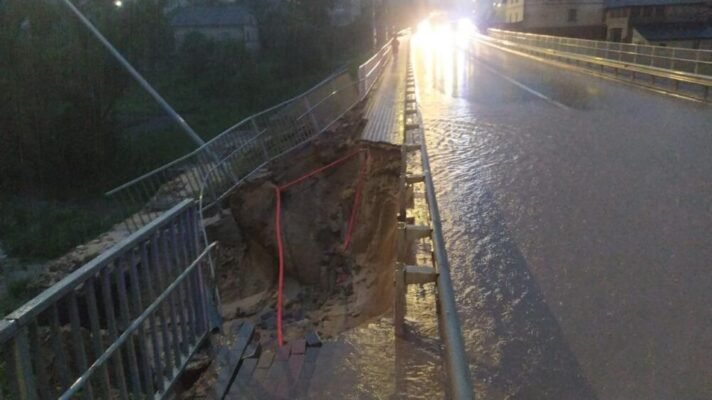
[{"xmin": 362, "ymin": 37, "xmax": 409, "ymax": 144}]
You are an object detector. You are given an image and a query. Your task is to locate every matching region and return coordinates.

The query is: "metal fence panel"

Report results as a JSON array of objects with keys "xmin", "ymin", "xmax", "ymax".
[
  {"xmin": 488, "ymin": 28, "xmax": 712, "ymax": 77},
  {"xmin": 0, "ymin": 200, "xmax": 217, "ymax": 400},
  {"xmin": 105, "ymin": 39, "xmax": 395, "ymax": 233}
]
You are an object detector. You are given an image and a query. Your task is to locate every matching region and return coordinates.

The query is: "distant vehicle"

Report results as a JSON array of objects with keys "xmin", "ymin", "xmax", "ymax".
[{"xmin": 418, "ymin": 10, "xmax": 478, "ymax": 37}]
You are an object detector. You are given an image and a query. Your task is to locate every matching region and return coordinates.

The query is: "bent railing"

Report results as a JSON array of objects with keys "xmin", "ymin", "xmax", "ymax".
[
  {"xmin": 489, "ymin": 28, "xmax": 712, "ymax": 76},
  {"xmin": 107, "ymin": 41, "xmax": 394, "ymax": 233},
  {"xmin": 197, "ymin": 76, "xmax": 367, "ymax": 213},
  {"xmin": 0, "ymin": 200, "xmax": 219, "ymax": 400},
  {"xmin": 105, "ymin": 70, "xmax": 347, "ymax": 232},
  {"xmin": 359, "ymin": 37, "xmax": 394, "ymax": 95}
]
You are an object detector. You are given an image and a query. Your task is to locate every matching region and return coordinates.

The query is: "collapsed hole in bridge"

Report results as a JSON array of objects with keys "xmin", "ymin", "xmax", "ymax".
[{"xmin": 204, "ymin": 111, "xmax": 403, "ymax": 348}]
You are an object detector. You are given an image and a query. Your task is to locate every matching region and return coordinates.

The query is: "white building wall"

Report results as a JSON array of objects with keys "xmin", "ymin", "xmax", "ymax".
[
  {"xmin": 606, "ymin": 15, "xmax": 630, "ymax": 40},
  {"xmin": 505, "ymin": 0, "xmax": 525, "ymax": 23},
  {"xmin": 522, "ymin": 0, "xmax": 604, "ymax": 29}
]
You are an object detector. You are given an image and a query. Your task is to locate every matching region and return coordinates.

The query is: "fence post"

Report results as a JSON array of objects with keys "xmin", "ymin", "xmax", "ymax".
[
  {"xmin": 303, "ymin": 97, "xmax": 320, "ymax": 133},
  {"xmin": 394, "ymin": 263, "xmax": 406, "ymax": 337},
  {"xmin": 251, "ymin": 119, "xmax": 269, "ymax": 162},
  {"xmin": 13, "ymin": 328, "xmax": 38, "ymax": 400}
]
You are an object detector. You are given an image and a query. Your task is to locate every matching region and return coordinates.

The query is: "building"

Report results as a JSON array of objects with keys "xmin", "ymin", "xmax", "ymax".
[
  {"xmin": 499, "ymin": 0, "xmax": 607, "ymax": 39},
  {"xmin": 605, "ymin": 0, "xmax": 712, "ymax": 47},
  {"xmin": 331, "ymin": 0, "xmax": 364, "ymax": 26},
  {"xmin": 170, "ymin": 5, "xmax": 260, "ymax": 50}
]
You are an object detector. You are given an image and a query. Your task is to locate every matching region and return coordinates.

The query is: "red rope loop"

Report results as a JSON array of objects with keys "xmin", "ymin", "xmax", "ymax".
[{"xmin": 273, "ymin": 147, "xmax": 370, "ymax": 347}]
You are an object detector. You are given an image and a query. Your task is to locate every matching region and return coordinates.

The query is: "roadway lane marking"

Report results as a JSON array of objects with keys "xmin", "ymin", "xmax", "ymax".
[{"xmin": 462, "ymin": 45, "xmax": 571, "ymax": 110}]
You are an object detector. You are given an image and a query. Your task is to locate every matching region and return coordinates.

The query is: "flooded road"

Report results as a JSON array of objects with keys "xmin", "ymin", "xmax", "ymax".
[{"xmin": 413, "ymin": 29, "xmax": 712, "ymax": 399}]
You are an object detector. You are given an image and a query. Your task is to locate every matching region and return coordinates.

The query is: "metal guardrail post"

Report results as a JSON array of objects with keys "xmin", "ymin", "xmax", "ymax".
[
  {"xmin": 394, "ymin": 263, "xmax": 406, "ymax": 337},
  {"xmin": 671, "ymin": 48, "xmax": 677, "ymax": 71},
  {"xmin": 420, "ymin": 137, "xmax": 474, "ymax": 400}
]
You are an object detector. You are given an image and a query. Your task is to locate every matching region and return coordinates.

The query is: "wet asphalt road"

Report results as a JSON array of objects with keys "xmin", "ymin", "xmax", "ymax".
[{"xmin": 413, "ymin": 29, "xmax": 712, "ymax": 400}]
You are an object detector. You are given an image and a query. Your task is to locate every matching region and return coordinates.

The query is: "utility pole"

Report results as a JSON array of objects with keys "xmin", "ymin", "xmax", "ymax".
[
  {"xmin": 372, "ymin": 0, "xmax": 378, "ymax": 49},
  {"xmin": 58, "ymin": 0, "xmax": 207, "ymax": 148}
]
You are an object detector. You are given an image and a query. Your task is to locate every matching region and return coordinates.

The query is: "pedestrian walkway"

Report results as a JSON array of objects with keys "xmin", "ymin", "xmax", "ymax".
[
  {"xmin": 220, "ymin": 314, "xmax": 443, "ymax": 399},
  {"xmin": 362, "ymin": 36, "xmax": 410, "ymax": 144}
]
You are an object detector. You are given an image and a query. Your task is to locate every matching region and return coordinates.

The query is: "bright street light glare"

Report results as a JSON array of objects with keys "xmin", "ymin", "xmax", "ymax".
[
  {"xmin": 457, "ymin": 17, "xmax": 477, "ymax": 36},
  {"xmin": 417, "ymin": 20, "xmax": 432, "ymax": 37}
]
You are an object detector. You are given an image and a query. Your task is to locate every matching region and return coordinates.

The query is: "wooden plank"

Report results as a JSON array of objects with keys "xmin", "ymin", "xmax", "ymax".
[
  {"xmin": 277, "ymin": 339, "xmax": 306, "ymax": 399},
  {"xmin": 211, "ymin": 321, "xmax": 254, "ymax": 400},
  {"xmin": 305, "ymin": 331, "xmax": 322, "ymax": 347},
  {"xmin": 245, "ymin": 347, "xmax": 274, "ymax": 399},
  {"xmin": 291, "ymin": 339, "xmax": 306, "ymax": 355},
  {"xmin": 256, "ymin": 348, "xmax": 275, "ymax": 370},
  {"xmin": 277, "ymin": 344, "xmax": 291, "ymax": 361},
  {"xmin": 266, "ymin": 351, "xmax": 290, "ymax": 398},
  {"xmin": 286, "ymin": 354, "xmax": 305, "ymax": 398},
  {"xmin": 223, "ymin": 358, "xmax": 258, "ymax": 400},
  {"xmin": 293, "ymin": 347, "xmax": 321, "ymax": 397},
  {"xmin": 304, "ymin": 346, "xmax": 321, "ymax": 364}
]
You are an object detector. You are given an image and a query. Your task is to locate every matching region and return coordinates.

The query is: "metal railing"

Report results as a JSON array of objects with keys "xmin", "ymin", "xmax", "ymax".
[
  {"xmin": 482, "ymin": 30, "xmax": 712, "ymax": 102},
  {"xmin": 198, "ymin": 78, "xmax": 360, "ymax": 212},
  {"xmin": 489, "ymin": 29, "xmax": 712, "ymax": 76},
  {"xmin": 108, "ymin": 41, "xmax": 394, "ymax": 232},
  {"xmin": 0, "ymin": 200, "xmax": 219, "ymax": 400},
  {"xmin": 196, "ymin": 36, "xmax": 396, "ymax": 213},
  {"xmin": 359, "ymin": 37, "xmax": 394, "ymax": 95},
  {"xmin": 401, "ymin": 48, "xmax": 474, "ymax": 399}
]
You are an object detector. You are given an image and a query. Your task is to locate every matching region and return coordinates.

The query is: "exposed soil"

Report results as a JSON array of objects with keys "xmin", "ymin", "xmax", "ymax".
[
  {"xmin": 180, "ymin": 109, "xmax": 404, "ymax": 398},
  {"xmin": 215, "ymin": 118, "xmax": 402, "ymax": 341}
]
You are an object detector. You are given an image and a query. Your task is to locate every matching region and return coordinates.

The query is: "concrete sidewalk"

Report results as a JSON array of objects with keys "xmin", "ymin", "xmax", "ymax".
[{"xmin": 362, "ymin": 36, "xmax": 410, "ymax": 144}]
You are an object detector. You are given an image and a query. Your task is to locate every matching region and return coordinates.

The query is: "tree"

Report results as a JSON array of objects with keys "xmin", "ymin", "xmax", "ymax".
[{"xmin": 0, "ymin": 0, "xmax": 171, "ymax": 197}]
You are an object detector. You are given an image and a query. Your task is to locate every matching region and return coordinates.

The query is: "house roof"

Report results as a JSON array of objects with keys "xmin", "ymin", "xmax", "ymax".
[
  {"xmin": 633, "ymin": 23, "xmax": 712, "ymax": 40},
  {"xmin": 605, "ymin": 0, "xmax": 707, "ymax": 8},
  {"xmin": 171, "ymin": 6, "xmax": 255, "ymax": 28}
]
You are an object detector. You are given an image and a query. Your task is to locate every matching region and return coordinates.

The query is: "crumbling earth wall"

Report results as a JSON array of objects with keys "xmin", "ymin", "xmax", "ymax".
[{"xmin": 209, "ymin": 113, "xmax": 403, "ymax": 340}]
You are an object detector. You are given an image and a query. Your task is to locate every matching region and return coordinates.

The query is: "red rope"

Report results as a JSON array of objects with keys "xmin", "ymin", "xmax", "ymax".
[
  {"xmin": 274, "ymin": 187, "xmax": 285, "ymax": 347},
  {"xmin": 343, "ymin": 151, "xmax": 370, "ymax": 249},
  {"xmin": 278, "ymin": 149, "xmax": 365, "ymax": 191},
  {"xmin": 273, "ymin": 147, "xmax": 370, "ymax": 347}
]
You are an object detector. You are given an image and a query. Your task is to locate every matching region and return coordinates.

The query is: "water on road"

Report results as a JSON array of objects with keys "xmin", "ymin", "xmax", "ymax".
[{"xmin": 413, "ymin": 29, "xmax": 712, "ymax": 400}]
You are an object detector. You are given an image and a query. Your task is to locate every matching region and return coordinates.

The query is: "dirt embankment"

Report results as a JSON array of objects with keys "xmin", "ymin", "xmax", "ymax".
[{"xmin": 207, "ymin": 112, "xmax": 402, "ymax": 344}]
